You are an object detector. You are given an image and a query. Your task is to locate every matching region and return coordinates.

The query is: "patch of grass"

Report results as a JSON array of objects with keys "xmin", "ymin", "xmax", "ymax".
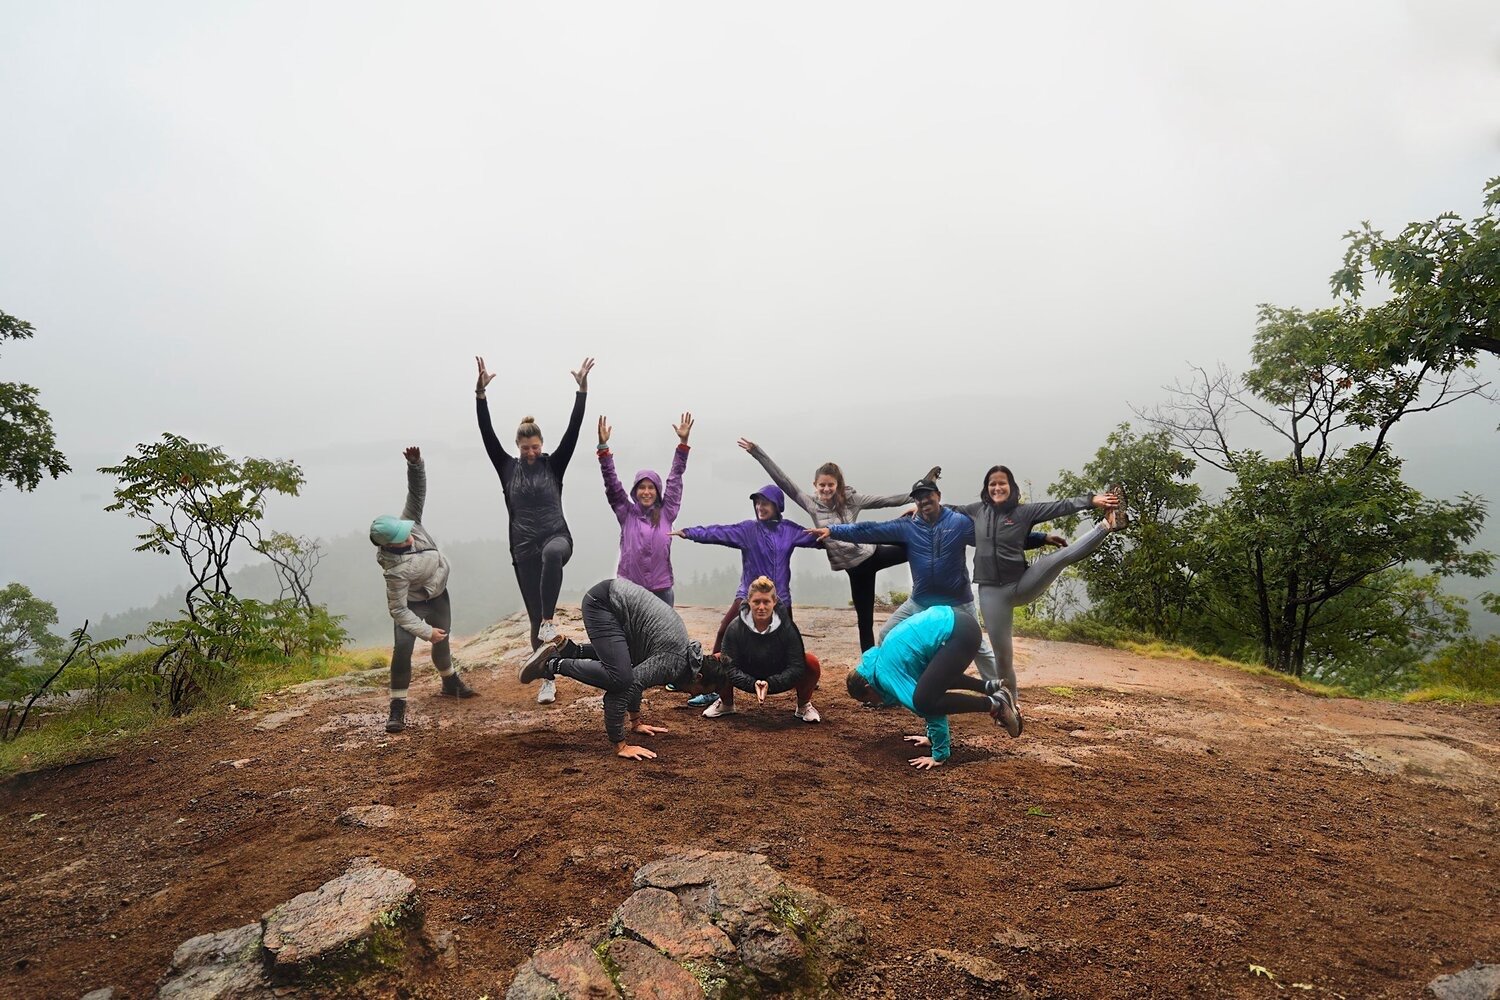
[
  {"xmin": 1024, "ymin": 805, "xmax": 1053, "ymax": 818},
  {"xmin": 1117, "ymin": 641, "xmax": 1351, "ymax": 698},
  {"xmin": 0, "ymin": 647, "xmax": 386, "ymax": 779},
  {"xmin": 1402, "ymin": 684, "xmax": 1500, "ymax": 705},
  {"xmin": 1044, "ymin": 686, "xmax": 1077, "ymax": 699}
]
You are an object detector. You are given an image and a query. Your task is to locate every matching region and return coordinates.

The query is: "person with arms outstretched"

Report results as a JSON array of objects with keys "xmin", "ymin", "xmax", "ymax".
[
  {"xmin": 370, "ymin": 447, "xmax": 477, "ymax": 734},
  {"xmin": 475, "ymin": 355, "xmax": 592, "ymax": 704}
]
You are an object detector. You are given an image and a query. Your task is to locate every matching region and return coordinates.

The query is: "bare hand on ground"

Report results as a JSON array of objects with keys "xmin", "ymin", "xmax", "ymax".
[
  {"xmin": 633, "ymin": 722, "xmax": 669, "ymax": 736},
  {"xmin": 617, "ymin": 744, "xmax": 657, "ymax": 760},
  {"xmin": 908, "ymin": 756, "xmax": 942, "ymax": 770},
  {"xmin": 904, "ymin": 735, "xmax": 931, "ymax": 748}
]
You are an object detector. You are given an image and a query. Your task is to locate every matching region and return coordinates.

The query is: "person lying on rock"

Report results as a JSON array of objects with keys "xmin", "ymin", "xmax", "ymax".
[
  {"xmin": 707, "ymin": 576, "xmax": 823, "ymax": 723},
  {"xmin": 518, "ymin": 577, "xmax": 728, "ymax": 760},
  {"xmin": 845, "ymin": 604, "xmax": 1007, "ymax": 768},
  {"xmin": 370, "ymin": 446, "xmax": 478, "ymax": 734}
]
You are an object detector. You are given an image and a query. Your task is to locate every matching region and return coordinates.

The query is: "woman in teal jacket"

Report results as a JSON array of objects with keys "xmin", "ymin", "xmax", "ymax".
[{"xmin": 845, "ymin": 606, "xmax": 1003, "ymax": 769}]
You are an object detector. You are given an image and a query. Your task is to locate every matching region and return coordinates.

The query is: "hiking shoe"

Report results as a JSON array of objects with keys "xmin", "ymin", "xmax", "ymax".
[
  {"xmin": 519, "ymin": 637, "xmax": 563, "ymax": 684},
  {"xmin": 703, "ymin": 698, "xmax": 734, "ymax": 718},
  {"xmin": 989, "ymin": 686, "xmax": 1022, "ymax": 738},
  {"xmin": 537, "ymin": 620, "xmax": 559, "ymax": 643},
  {"xmin": 687, "ymin": 692, "xmax": 719, "ymax": 708},
  {"xmin": 1106, "ymin": 482, "xmax": 1130, "ymax": 530},
  {"xmin": 441, "ymin": 674, "xmax": 478, "ymax": 698},
  {"xmin": 536, "ymin": 678, "xmax": 557, "ymax": 704},
  {"xmin": 385, "ymin": 699, "xmax": 407, "ymax": 734},
  {"xmin": 794, "ymin": 702, "xmax": 822, "ymax": 724}
]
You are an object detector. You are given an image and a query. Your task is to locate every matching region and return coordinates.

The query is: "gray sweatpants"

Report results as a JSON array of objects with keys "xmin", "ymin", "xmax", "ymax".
[
  {"xmin": 978, "ymin": 522, "xmax": 1112, "ymax": 700},
  {"xmin": 390, "ymin": 590, "xmax": 455, "ymax": 699},
  {"xmin": 879, "ymin": 597, "xmax": 999, "ymax": 684}
]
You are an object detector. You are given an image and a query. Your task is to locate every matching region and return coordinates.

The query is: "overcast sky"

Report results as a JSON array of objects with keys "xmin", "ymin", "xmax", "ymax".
[{"xmin": 3, "ymin": 1, "xmax": 1499, "ymax": 629}]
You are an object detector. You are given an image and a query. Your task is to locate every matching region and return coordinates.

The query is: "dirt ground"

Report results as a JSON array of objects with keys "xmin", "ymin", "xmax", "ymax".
[{"xmin": 2, "ymin": 603, "xmax": 1497, "ymax": 999}]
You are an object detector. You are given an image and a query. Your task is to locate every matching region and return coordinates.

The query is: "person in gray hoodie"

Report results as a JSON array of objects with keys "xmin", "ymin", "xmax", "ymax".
[
  {"xmin": 370, "ymin": 447, "xmax": 477, "ymax": 734},
  {"xmin": 518, "ymin": 578, "xmax": 727, "ymax": 761}
]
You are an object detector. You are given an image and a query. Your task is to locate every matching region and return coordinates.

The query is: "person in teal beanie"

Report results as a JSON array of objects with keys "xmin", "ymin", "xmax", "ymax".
[{"xmin": 845, "ymin": 605, "xmax": 1004, "ymax": 768}]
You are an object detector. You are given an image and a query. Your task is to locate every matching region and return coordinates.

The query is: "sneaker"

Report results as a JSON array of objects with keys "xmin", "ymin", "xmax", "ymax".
[
  {"xmin": 537, "ymin": 620, "xmax": 559, "ymax": 643},
  {"xmin": 794, "ymin": 702, "xmax": 822, "ymax": 724},
  {"xmin": 385, "ymin": 699, "xmax": 407, "ymax": 734},
  {"xmin": 988, "ymin": 686, "xmax": 1023, "ymax": 739},
  {"xmin": 441, "ymin": 674, "xmax": 478, "ymax": 698},
  {"xmin": 703, "ymin": 698, "xmax": 734, "ymax": 718},
  {"xmin": 1106, "ymin": 482, "xmax": 1130, "ymax": 531},
  {"xmin": 687, "ymin": 692, "xmax": 719, "ymax": 708},
  {"xmin": 536, "ymin": 678, "xmax": 557, "ymax": 705},
  {"xmin": 519, "ymin": 637, "xmax": 563, "ymax": 684}
]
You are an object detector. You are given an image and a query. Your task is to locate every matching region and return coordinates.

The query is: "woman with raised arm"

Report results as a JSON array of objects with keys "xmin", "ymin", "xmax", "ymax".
[
  {"xmin": 597, "ymin": 412, "xmax": 693, "ymax": 606},
  {"xmin": 952, "ymin": 467, "xmax": 1123, "ymax": 737},
  {"xmin": 739, "ymin": 439, "xmax": 913, "ymax": 652},
  {"xmin": 844, "ymin": 605, "xmax": 1008, "ymax": 769},
  {"xmin": 475, "ymin": 355, "xmax": 593, "ymax": 705}
]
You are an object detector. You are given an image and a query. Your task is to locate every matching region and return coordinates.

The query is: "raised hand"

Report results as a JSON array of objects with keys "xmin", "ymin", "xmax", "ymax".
[
  {"xmin": 403, "ymin": 446, "xmax": 421, "ymax": 464},
  {"xmin": 674, "ymin": 412, "xmax": 694, "ymax": 445},
  {"xmin": 1093, "ymin": 492, "xmax": 1120, "ymax": 509},
  {"xmin": 475, "ymin": 356, "xmax": 496, "ymax": 394},
  {"xmin": 737, "ymin": 437, "xmax": 755, "ymax": 452},
  {"xmin": 572, "ymin": 357, "xmax": 595, "ymax": 391},
  {"xmin": 598, "ymin": 416, "xmax": 612, "ymax": 447}
]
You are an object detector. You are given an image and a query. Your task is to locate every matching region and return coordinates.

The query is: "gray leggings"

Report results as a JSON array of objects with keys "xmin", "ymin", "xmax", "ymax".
[{"xmin": 978, "ymin": 522, "xmax": 1111, "ymax": 699}]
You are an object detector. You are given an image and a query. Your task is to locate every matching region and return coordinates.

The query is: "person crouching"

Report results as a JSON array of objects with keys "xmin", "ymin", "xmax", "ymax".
[{"xmin": 709, "ymin": 576, "xmax": 823, "ymax": 723}]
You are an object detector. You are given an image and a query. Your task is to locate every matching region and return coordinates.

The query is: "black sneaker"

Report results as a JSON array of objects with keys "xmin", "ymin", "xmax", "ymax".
[
  {"xmin": 441, "ymin": 674, "xmax": 478, "ymax": 698},
  {"xmin": 988, "ymin": 686, "xmax": 1022, "ymax": 739},
  {"xmin": 519, "ymin": 638, "xmax": 562, "ymax": 684},
  {"xmin": 385, "ymin": 699, "xmax": 407, "ymax": 734}
]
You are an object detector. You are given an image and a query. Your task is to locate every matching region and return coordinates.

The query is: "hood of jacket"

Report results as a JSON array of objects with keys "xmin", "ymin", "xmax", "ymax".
[
  {"xmin": 738, "ymin": 603, "xmax": 784, "ymax": 634},
  {"xmin": 632, "ymin": 469, "xmax": 664, "ymax": 508},
  {"xmin": 749, "ymin": 483, "xmax": 787, "ymax": 518}
]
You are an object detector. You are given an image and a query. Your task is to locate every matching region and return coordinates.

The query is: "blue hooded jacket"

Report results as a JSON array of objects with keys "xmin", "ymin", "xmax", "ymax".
[{"xmin": 680, "ymin": 484, "xmax": 819, "ymax": 602}]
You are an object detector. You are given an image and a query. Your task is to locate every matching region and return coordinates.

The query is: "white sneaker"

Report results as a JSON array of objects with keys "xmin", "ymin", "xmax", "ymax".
[
  {"xmin": 536, "ymin": 679, "xmax": 557, "ymax": 705},
  {"xmin": 794, "ymin": 702, "xmax": 822, "ymax": 724},
  {"xmin": 537, "ymin": 621, "xmax": 558, "ymax": 643},
  {"xmin": 703, "ymin": 699, "xmax": 734, "ymax": 718}
]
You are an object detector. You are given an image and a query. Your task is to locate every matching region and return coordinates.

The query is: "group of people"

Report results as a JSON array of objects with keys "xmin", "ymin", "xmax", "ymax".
[{"xmin": 368, "ymin": 358, "xmax": 1125, "ymax": 766}]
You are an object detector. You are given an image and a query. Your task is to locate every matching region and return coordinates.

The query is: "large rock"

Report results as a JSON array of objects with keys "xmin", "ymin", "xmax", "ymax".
[
  {"xmin": 259, "ymin": 859, "xmax": 422, "ymax": 984},
  {"xmin": 511, "ymin": 850, "xmax": 865, "ymax": 999},
  {"xmin": 1429, "ymin": 964, "xmax": 1500, "ymax": 1000},
  {"xmin": 156, "ymin": 922, "xmax": 272, "ymax": 999}
]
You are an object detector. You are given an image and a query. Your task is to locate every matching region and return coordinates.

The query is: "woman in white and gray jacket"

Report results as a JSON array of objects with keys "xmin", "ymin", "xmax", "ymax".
[
  {"xmin": 370, "ymin": 447, "xmax": 477, "ymax": 734},
  {"xmin": 739, "ymin": 439, "xmax": 913, "ymax": 652}
]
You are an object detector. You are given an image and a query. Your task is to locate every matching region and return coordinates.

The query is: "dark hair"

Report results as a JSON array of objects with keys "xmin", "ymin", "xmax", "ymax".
[
  {"xmin": 981, "ymin": 465, "xmax": 1020, "ymax": 512},
  {"xmin": 698, "ymin": 652, "xmax": 729, "ymax": 689},
  {"xmin": 846, "ymin": 669, "xmax": 871, "ymax": 701},
  {"xmin": 634, "ymin": 477, "xmax": 662, "ymax": 528},
  {"xmin": 813, "ymin": 462, "xmax": 849, "ymax": 516}
]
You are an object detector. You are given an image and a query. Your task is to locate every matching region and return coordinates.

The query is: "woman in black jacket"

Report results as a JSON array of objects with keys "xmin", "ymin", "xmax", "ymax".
[
  {"xmin": 708, "ymin": 576, "xmax": 823, "ymax": 723},
  {"xmin": 476, "ymin": 355, "xmax": 593, "ymax": 704}
]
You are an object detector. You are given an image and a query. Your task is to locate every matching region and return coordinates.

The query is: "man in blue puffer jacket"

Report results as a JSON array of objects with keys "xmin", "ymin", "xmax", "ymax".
[{"xmin": 810, "ymin": 477, "xmax": 1045, "ymax": 686}]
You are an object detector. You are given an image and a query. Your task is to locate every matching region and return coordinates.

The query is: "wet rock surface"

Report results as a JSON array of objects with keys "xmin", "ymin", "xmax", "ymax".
[
  {"xmin": 507, "ymin": 850, "xmax": 865, "ymax": 999},
  {"xmin": 1428, "ymin": 963, "xmax": 1500, "ymax": 1000}
]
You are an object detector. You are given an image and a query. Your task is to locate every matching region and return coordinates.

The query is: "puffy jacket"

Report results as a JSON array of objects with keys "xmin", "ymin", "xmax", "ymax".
[
  {"xmin": 855, "ymin": 605, "xmax": 957, "ymax": 761},
  {"xmin": 824, "ymin": 508, "xmax": 976, "ymax": 606},
  {"xmin": 955, "ymin": 496, "xmax": 1094, "ymax": 586},
  {"xmin": 375, "ymin": 460, "xmax": 451, "ymax": 641},
  {"xmin": 600, "ymin": 444, "xmax": 689, "ymax": 591},
  {"xmin": 680, "ymin": 484, "xmax": 819, "ymax": 602},
  {"xmin": 476, "ymin": 393, "xmax": 586, "ymax": 560},
  {"xmin": 720, "ymin": 606, "xmax": 808, "ymax": 694}
]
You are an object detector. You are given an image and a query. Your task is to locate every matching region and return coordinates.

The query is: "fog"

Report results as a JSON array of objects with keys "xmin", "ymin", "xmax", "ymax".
[{"xmin": 2, "ymin": 1, "xmax": 1498, "ymax": 633}]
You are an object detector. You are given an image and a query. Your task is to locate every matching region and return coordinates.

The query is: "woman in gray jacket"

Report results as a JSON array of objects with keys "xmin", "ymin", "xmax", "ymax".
[
  {"xmin": 370, "ymin": 447, "xmax": 477, "ymax": 734},
  {"xmin": 952, "ymin": 466, "xmax": 1121, "ymax": 738},
  {"xmin": 739, "ymin": 439, "xmax": 913, "ymax": 652}
]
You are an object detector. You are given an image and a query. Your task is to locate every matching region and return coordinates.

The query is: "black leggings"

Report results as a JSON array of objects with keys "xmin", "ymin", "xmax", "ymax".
[
  {"xmin": 553, "ymin": 580, "xmax": 631, "ymax": 694},
  {"xmin": 844, "ymin": 544, "xmax": 908, "ymax": 652},
  {"xmin": 390, "ymin": 591, "xmax": 453, "ymax": 697},
  {"xmin": 514, "ymin": 534, "xmax": 573, "ymax": 649},
  {"xmin": 911, "ymin": 614, "xmax": 991, "ymax": 717}
]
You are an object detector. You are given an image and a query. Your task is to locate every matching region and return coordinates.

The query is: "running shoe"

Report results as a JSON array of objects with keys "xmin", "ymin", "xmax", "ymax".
[
  {"xmin": 440, "ymin": 674, "xmax": 478, "ymax": 698},
  {"xmin": 988, "ymin": 686, "xmax": 1023, "ymax": 738},
  {"xmin": 687, "ymin": 692, "xmax": 719, "ymax": 708},
  {"xmin": 794, "ymin": 702, "xmax": 822, "ymax": 724},
  {"xmin": 537, "ymin": 621, "xmax": 559, "ymax": 643},
  {"xmin": 1106, "ymin": 482, "xmax": 1130, "ymax": 530},
  {"xmin": 703, "ymin": 699, "xmax": 734, "ymax": 718},
  {"xmin": 536, "ymin": 678, "xmax": 557, "ymax": 705},
  {"xmin": 519, "ymin": 637, "xmax": 563, "ymax": 684}
]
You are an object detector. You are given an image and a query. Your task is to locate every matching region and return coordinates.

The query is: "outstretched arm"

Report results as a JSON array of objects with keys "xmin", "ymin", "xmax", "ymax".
[
  {"xmin": 820, "ymin": 519, "xmax": 911, "ymax": 545},
  {"xmin": 663, "ymin": 414, "xmax": 692, "ymax": 521},
  {"xmin": 400, "ymin": 447, "xmax": 425, "ymax": 523},
  {"xmin": 550, "ymin": 360, "xmax": 592, "ymax": 479},
  {"xmin": 677, "ymin": 522, "xmax": 748, "ymax": 548},
  {"xmin": 741, "ymin": 440, "xmax": 815, "ymax": 516},
  {"xmin": 474, "ymin": 357, "xmax": 514, "ymax": 479},
  {"xmin": 597, "ymin": 424, "xmax": 630, "ymax": 519}
]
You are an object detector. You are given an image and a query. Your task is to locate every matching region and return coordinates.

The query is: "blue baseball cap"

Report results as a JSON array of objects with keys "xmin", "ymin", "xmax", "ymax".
[{"xmin": 369, "ymin": 515, "xmax": 415, "ymax": 545}]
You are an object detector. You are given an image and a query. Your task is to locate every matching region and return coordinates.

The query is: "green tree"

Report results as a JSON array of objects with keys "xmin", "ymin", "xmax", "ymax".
[
  {"xmin": 1050, "ymin": 424, "xmax": 1205, "ymax": 640},
  {"xmin": 1, "ymin": 584, "xmax": 67, "ymax": 740},
  {"xmin": 0, "ymin": 309, "xmax": 70, "ymax": 491}
]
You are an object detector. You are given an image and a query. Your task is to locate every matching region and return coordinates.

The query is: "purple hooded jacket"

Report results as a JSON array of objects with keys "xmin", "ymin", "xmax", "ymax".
[
  {"xmin": 680, "ymin": 484, "xmax": 819, "ymax": 603},
  {"xmin": 600, "ymin": 445, "xmax": 690, "ymax": 592}
]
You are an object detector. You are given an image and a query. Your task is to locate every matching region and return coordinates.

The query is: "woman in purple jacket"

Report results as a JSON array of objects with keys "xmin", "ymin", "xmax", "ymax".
[
  {"xmin": 597, "ymin": 412, "xmax": 694, "ymax": 605},
  {"xmin": 672, "ymin": 484, "xmax": 821, "ymax": 653}
]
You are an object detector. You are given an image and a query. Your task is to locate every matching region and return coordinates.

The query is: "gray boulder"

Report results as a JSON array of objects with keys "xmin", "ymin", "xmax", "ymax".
[
  {"xmin": 1429, "ymin": 964, "xmax": 1500, "ymax": 1000},
  {"xmin": 260, "ymin": 858, "xmax": 421, "ymax": 984},
  {"xmin": 156, "ymin": 923, "xmax": 271, "ymax": 1000}
]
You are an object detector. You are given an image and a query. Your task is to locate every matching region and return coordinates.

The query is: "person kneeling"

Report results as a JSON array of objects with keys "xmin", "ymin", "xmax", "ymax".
[
  {"xmin": 845, "ymin": 607, "xmax": 1007, "ymax": 768},
  {"xmin": 710, "ymin": 576, "xmax": 822, "ymax": 723},
  {"xmin": 517, "ymin": 578, "xmax": 727, "ymax": 760}
]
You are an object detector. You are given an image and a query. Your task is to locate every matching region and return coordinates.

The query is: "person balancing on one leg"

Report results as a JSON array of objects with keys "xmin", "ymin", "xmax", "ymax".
[{"xmin": 370, "ymin": 446, "xmax": 477, "ymax": 734}]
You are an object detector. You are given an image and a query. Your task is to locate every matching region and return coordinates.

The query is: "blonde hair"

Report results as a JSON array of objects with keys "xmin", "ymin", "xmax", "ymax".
[
  {"xmin": 747, "ymin": 576, "xmax": 780, "ymax": 602},
  {"xmin": 516, "ymin": 415, "xmax": 542, "ymax": 442}
]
